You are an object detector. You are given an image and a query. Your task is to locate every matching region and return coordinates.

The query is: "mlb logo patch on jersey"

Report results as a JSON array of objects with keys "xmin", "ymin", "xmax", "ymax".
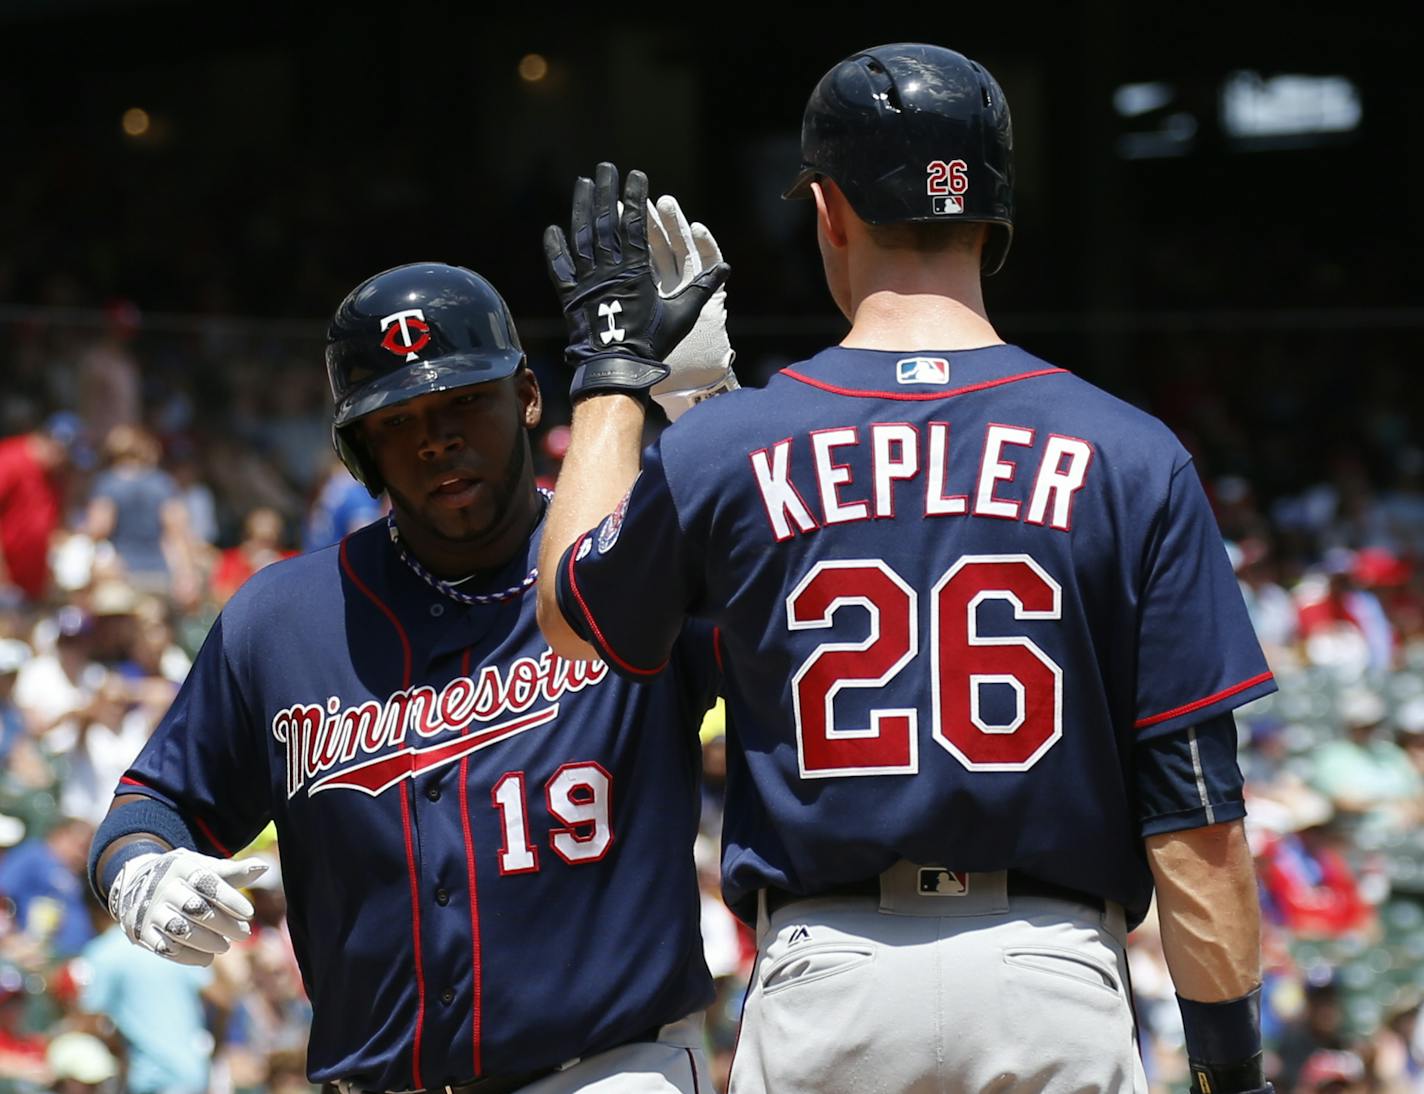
[
  {"xmin": 896, "ymin": 356, "xmax": 950, "ymax": 385},
  {"xmin": 918, "ymin": 868, "xmax": 969, "ymax": 896}
]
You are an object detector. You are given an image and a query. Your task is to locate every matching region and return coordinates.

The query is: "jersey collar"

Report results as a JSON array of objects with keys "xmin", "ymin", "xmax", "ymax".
[{"xmin": 778, "ymin": 345, "xmax": 1066, "ymax": 401}]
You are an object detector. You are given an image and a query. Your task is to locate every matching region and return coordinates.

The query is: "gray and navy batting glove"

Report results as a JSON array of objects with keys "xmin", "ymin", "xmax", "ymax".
[
  {"xmin": 645, "ymin": 193, "xmax": 739, "ymax": 422},
  {"xmin": 543, "ymin": 162, "xmax": 729, "ymax": 404},
  {"xmin": 109, "ymin": 847, "xmax": 267, "ymax": 967}
]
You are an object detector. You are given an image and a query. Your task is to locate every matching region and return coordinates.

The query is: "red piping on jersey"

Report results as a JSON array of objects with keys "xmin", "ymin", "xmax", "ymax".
[
  {"xmin": 192, "ymin": 815, "xmax": 232, "ymax": 858},
  {"xmin": 781, "ymin": 365, "xmax": 1067, "ymax": 401},
  {"xmin": 339, "ymin": 535, "xmax": 413, "ymax": 689},
  {"xmin": 116, "ymin": 775, "xmax": 232, "ymax": 856},
  {"xmin": 341, "ymin": 534, "xmax": 425, "ymax": 1086},
  {"xmin": 399, "ymin": 787, "xmax": 427, "ymax": 1089},
  {"xmin": 712, "ymin": 627, "xmax": 724, "ymax": 676},
  {"xmin": 565, "ymin": 531, "xmax": 667, "ymax": 677},
  {"xmin": 458, "ymin": 647, "xmax": 484, "ymax": 1077},
  {"xmin": 1134, "ymin": 671, "xmax": 1275, "ymax": 729}
]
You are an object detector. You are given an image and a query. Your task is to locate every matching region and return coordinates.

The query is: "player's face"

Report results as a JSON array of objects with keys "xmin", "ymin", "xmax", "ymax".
[{"xmin": 358, "ymin": 370, "xmax": 543, "ymax": 576}]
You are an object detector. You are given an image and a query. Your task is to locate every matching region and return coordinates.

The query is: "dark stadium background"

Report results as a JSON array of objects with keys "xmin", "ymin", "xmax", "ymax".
[{"xmin": 3, "ymin": 3, "xmax": 1418, "ymax": 434}]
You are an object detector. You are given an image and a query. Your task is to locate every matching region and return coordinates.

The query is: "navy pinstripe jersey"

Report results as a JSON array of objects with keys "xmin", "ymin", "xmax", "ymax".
[
  {"xmin": 556, "ymin": 344, "xmax": 1276, "ymax": 926},
  {"xmin": 119, "ymin": 516, "xmax": 718, "ymax": 1090}
]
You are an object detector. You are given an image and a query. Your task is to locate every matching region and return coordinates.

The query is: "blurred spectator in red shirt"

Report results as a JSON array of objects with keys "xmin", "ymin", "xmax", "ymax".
[
  {"xmin": 1297, "ymin": 549, "xmax": 1396, "ymax": 673},
  {"xmin": 0, "ymin": 414, "xmax": 81, "ymax": 604},
  {"xmin": 0, "ymin": 982, "xmax": 48, "ymax": 1083},
  {"xmin": 212, "ymin": 507, "xmax": 295, "ymax": 605},
  {"xmin": 1258, "ymin": 809, "xmax": 1374, "ymax": 939}
]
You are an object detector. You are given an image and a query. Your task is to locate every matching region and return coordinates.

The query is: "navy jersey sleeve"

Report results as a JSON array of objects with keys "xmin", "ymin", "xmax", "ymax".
[
  {"xmin": 1134, "ymin": 460, "xmax": 1276, "ymax": 739},
  {"xmin": 555, "ymin": 441, "xmax": 703, "ymax": 679},
  {"xmin": 1133, "ymin": 711, "xmax": 1247, "ymax": 836},
  {"xmin": 120, "ymin": 614, "xmax": 272, "ymax": 856}
]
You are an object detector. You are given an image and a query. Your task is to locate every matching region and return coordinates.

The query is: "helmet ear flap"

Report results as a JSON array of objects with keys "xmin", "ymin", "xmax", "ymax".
[{"xmin": 332, "ymin": 424, "xmax": 384, "ymax": 499}]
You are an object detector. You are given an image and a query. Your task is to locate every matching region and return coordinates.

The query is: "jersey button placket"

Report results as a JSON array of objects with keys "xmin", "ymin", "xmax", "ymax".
[
  {"xmin": 435, "ymin": 888, "xmax": 450, "ymax": 906},
  {"xmin": 440, "ymin": 987, "xmax": 454, "ymax": 1005},
  {"xmin": 425, "ymin": 783, "xmax": 441, "ymax": 802}
]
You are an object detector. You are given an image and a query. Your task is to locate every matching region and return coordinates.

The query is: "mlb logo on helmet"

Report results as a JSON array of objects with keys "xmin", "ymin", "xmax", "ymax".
[
  {"xmin": 896, "ymin": 356, "xmax": 950, "ymax": 385},
  {"xmin": 932, "ymin": 194, "xmax": 965, "ymax": 215}
]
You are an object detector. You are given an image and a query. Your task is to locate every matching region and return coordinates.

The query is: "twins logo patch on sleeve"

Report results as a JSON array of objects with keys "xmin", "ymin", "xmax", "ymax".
[{"xmin": 596, "ymin": 477, "xmax": 637, "ymax": 555}]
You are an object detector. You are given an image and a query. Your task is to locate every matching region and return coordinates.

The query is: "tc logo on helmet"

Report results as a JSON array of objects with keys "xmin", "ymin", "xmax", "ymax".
[{"xmin": 379, "ymin": 309, "xmax": 432, "ymax": 360}]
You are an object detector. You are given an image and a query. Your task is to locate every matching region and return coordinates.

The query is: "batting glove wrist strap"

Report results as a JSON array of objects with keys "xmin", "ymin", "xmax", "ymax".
[
  {"xmin": 97, "ymin": 837, "xmax": 168, "ymax": 901},
  {"xmin": 108, "ymin": 847, "xmax": 268, "ymax": 967},
  {"xmin": 1188, "ymin": 1055, "xmax": 1269, "ymax": 1094},
  {"xmin": 569, "ymin": 355, "xmax": 669, "ymax": 404},
  {"xmin": 545, "ymin": 162, "xmax": 728, "ymax": 403}
]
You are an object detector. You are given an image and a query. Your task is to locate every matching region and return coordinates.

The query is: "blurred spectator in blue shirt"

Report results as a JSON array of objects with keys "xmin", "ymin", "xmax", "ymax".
[
  {"xmin": 79, "ymin": 893, "xmax": 217, "ymax": 1094},
  {"xmin": 84, "ymin": 426, "xmax": 200, "ymax": 608},
  {"xmin": 0, "ymin": 817, "xmax": 95, "ymax": 958},
  {"xmin": 0, "ymin": 639, "xmax": 31, "ymax": 765},
  {"xmin": 303, "ymin": 457, "xmax": 382, "ymax": 551}
]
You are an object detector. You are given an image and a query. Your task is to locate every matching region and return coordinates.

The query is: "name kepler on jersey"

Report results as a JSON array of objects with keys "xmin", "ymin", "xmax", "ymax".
[
  {"xmin": 749, "ymin": 420, "xmax": 1095, "ymax": 541},
  {"xmin": 273, "ymin": 650, "xmax": 608, "ymax": 799}
]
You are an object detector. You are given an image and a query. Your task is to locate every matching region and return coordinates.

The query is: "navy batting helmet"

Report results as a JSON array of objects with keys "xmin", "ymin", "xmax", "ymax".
[
  {"xmin": 326, "ymin": 262, "xmax": 525, "ymax": 496},
  {"xmin": 783, "ymin": 43, "xmax": 1014, "ymax": 275}
]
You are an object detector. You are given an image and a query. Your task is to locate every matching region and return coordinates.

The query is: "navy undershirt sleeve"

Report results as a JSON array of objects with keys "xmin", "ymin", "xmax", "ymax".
[{"xmin": 1133, "ymin": 711, "xmax": 1246, "ymax": 837}]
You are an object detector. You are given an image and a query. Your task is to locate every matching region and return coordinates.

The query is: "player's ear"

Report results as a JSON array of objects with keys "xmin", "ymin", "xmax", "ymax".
[
  {"xmin": 811, "ymin": 179, "xmax": 849, "ymax": 250},
  {"xmin": 516, "ymin": 365, "xmax": 542, "ymax": 431}
]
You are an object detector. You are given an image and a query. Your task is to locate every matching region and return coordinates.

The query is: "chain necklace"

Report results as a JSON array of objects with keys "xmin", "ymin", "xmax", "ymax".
[{"xmin": 386, "ymin": 488, "xmax": 552, "ymax": 607}]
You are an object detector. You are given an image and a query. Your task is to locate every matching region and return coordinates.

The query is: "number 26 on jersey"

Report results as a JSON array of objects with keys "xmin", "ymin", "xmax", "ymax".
[{"xmin": 787, "ymin": 554, "xmax": 1062, "ymax": 778}]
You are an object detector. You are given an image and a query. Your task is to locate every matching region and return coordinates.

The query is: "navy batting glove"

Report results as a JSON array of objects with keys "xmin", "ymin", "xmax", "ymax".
[{"xmin": 544, "ymin": 162, "xmax": 729, "ymax": 403}]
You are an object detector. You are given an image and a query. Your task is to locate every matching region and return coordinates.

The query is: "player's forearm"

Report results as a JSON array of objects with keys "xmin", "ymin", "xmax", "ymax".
[
  {"xmin": 536, "ymin": 392, "xmax": 646, "ymax": 656},
  {"xmin": 1146, "ymin": 818, "xmax": 1262, "ymax": 1001}
]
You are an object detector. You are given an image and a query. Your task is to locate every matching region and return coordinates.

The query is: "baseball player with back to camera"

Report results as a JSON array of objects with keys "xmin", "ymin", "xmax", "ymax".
[
  {"xmin": 86, "ymin": 206, "xmax": 740, "ymax": 1094},
  {"xmin": 537, "ymin": 43, "xmax": 1277, "ymax": 1094}
]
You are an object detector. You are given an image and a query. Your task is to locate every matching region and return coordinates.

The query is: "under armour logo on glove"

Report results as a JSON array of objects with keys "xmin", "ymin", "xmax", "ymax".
[
  {"xmin": 544, "ymin": 162, "xmax": 729, "ymax": 402},
  {"xmin": 597, "ymin": 300, "xmax": 625, "ymax": 345}
]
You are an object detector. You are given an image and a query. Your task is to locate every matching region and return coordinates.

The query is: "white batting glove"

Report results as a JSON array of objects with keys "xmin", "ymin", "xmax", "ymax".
[
  {"xmin": 645, "ymin": 194, "xmax": 739, "ymax": 421},
  {"xmin": 108, "ymin": 848, "xmax": 268, "ymax": 967}
]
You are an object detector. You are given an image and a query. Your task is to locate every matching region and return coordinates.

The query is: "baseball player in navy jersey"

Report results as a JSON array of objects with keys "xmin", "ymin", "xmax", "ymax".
[
  {"xmin": 537, "ymin": 44, "xmax": 1277, "ymax": 1094},
  {"xmin": 86, "ymin": 240, "xmax": 738, "ymax": 1093}
]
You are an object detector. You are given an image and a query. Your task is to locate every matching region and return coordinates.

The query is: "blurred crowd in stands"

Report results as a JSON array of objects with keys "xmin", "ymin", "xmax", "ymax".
[{"xmin": 0, "ymin": 310, "xmax": 1422, "ymax": 1094}]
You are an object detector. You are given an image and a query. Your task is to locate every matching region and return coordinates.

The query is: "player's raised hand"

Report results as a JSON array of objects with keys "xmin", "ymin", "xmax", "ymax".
[
  {"xmin": 108, "ymin": 847, "xmax": 268, "ymax": 967},
  {"xmin": 543, "ymin": 162, "xmax": 729, "ymax": 403},
  {"xmin": 645, "ymin": 194, "xmax": 739, "ymax": 422}
]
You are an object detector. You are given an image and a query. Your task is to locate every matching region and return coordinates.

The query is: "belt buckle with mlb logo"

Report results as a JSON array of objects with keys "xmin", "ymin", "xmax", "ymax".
[{"xmin": 917, "ymin": 867, "xmax": 969, "ymax": 896}]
